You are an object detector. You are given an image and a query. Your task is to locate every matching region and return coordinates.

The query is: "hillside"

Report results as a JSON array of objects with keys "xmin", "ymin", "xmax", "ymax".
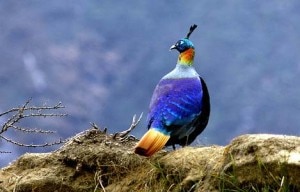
[{"xmin": 0, "ymin": 128, "xmax": 299, "ymax": 191}]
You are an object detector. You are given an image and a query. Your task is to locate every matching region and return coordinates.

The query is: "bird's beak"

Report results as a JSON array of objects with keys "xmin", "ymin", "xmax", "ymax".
[{"xmin": 169, "ymin": 44, "xmax": 177, "ymax": 51}]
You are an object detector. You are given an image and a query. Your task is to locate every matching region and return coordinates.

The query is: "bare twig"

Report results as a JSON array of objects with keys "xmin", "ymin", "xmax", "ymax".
[
  {"xmin": 0, "ymin": 99, "xmax": 67, "ymax": 151},
  {"xmin": 0, "ymin": 135, "xmax": 64, "ymax": 148},
  {"xmin": 0, "ymin": 151, "xmax": 11, "ymax": 154},
  {"xmin": 10, "ymin": 125, "xmax": 56, "ymax": 134},
  {"xmin": 0, "ymin": 101, "xmax": 64, "ymax": 117},
  {"xmin": 112, "ymin": 113, "xmax": 143, "ymax": 139},
  {"xmin": 1, "ymin": 99, "xmax": 66, "ymax": 134},
  {"xmin": 89, "ymin": 122, "xmax": 107, "ymax": 134}
]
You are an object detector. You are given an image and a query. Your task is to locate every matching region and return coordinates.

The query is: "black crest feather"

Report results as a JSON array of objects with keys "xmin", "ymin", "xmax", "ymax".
[{"xmin": 186, "ymin": 24, "xmax": 197, "ymax": 39}]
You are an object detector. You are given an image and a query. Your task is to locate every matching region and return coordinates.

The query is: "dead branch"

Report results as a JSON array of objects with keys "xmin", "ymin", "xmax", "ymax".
[
  {"xmin": 0, "ymin": 99, "xmax": 67, "ymax": 151},
  {"xmin": 0, "ymin": 135, "xmax": 64, "ymax": 148},
  {"xmin": 89, "ymin": 113, "xmax": 142, "ymax": 143},
  {"xmin": 90, "ymin": 122, "xmax": 107, "ymax": 134},
  {"xmin": 0, "ymin": 151, "xmax": 11, "ymax": 154},
  {"xmin": 112, "ymin": 113, "xmax": 143, "ymax": 140}
]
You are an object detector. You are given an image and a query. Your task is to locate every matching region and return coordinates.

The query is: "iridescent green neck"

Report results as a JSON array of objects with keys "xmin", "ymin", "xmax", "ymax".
[{"xmin": 177, "ymin": 48, "xmax": 195, "ymax": 66}]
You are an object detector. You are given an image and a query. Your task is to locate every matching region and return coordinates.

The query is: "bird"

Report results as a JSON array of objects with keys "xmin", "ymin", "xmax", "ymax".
[{"xmin": 134, "ymin": 24, "xmax": 210, "ymax": 157}]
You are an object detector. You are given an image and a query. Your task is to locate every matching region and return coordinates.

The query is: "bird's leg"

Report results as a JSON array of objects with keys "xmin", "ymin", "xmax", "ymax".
[
  {"xmin": 172, "ymin": 144, "xmax": 176, "ymax": 150},
  {"xmin": 185, "ymin": 136, "xmax": 189, "ymax": 146}
]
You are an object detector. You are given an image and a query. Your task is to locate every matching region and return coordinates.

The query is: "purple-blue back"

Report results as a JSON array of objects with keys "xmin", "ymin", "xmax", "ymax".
[{"xmin": 147, "ymin": 77, "xmax": 203, "ymax": 142}]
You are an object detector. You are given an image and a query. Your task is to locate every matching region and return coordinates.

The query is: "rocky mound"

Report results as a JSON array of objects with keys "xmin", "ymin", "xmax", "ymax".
[{"xmin": 0, "ymin": 128, "xmax": 299, "ymax": 191}]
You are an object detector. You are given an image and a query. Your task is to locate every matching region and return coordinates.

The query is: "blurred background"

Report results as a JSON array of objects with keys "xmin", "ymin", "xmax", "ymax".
[{"xmin": 1, "ymin": 1, "xmax": 300, "ymax": 167}]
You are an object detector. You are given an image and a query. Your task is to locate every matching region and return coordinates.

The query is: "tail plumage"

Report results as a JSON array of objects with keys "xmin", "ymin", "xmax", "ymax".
[{"xmin": 134, "ymin": 129, "xmax": 170, "ymax": 157}]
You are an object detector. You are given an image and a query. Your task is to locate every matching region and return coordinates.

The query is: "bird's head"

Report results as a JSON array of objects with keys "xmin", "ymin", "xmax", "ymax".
[
  {"xmin": 170, "ymin": 38, "xmax": 194, "ymax": 53},
  {"xmin": 170, "ymin": 24, "xmax": 197, "ymax": 66},
  {"xmin": 170, "ymin": 24, "xmax": 197, "ymax": 53}
]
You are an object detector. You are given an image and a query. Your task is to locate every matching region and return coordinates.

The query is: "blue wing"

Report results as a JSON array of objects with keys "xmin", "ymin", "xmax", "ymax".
[{"xmin": 147, "ymin": 77, "xmax": 203, "ymax": 135}]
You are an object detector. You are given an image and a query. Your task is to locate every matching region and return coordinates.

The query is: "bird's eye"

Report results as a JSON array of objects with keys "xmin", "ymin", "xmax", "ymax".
[{"xmin": 176, "ymin": 40, "xmax": 184, "ymax": 47}]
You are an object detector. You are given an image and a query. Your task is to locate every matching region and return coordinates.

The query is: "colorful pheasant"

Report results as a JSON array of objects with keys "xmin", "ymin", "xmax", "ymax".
[{"xmin": 135, "ymin": 24, "xmax": 210, "ymax": 157}]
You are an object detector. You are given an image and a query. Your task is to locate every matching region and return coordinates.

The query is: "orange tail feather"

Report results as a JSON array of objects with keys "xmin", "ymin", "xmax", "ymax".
[{"xmin": 134, "ymin": 129, "xmax": 170, "ymax": 157}]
